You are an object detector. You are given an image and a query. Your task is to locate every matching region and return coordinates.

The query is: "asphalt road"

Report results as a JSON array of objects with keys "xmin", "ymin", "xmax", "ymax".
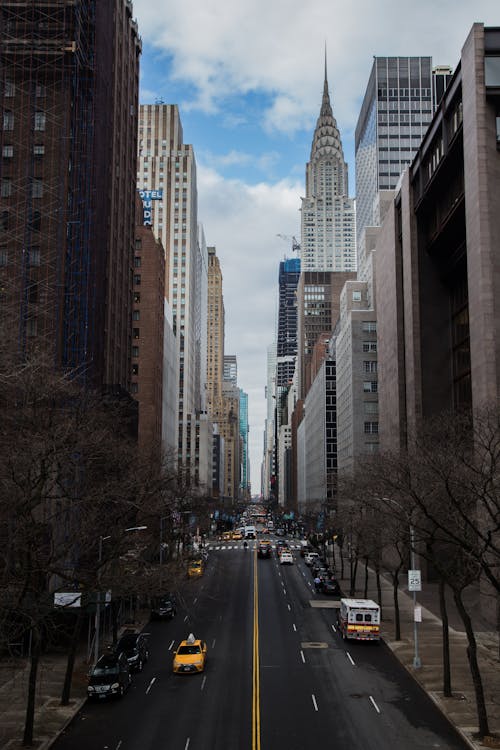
[{"xmin": 52, "ymin": 539, "xmax": 470, "ymax": 750}]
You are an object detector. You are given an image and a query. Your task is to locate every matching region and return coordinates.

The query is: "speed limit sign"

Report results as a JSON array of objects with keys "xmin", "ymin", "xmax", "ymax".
[{"xmin": 408, "ymin": 570, "xmax": 422, "ymax": 591}]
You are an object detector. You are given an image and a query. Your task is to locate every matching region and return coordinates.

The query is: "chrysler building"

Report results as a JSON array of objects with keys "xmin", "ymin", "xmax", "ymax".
[{"xmin": 300, "ymin": 62, "xmax": 356, "ymax": 272}]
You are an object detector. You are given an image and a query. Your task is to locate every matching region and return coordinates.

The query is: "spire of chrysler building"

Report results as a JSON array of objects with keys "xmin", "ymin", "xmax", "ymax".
[{"xmin": 310, "ymin": 54, "xmax": 344, "ymax": 166}]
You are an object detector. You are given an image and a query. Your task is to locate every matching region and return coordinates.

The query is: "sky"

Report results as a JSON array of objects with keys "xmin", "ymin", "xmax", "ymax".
[{"xmin": 133, "ymin": 0, "xmax": 498, "ymax": 495}]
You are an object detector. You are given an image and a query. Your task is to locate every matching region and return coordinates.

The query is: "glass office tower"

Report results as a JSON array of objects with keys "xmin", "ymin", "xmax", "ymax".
[{"xmin": 355, "ymin": 57, "xmax": 452, "ymax": 266}]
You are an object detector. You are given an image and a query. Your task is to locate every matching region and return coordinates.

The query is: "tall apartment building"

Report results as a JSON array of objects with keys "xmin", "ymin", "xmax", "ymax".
[
  {"xmin": 223, "ymin": 354, "xmax": 237, "ymax": 384},
  {"xmin": 205, "ymin": 246, "xmax": 240, "ymax": 501},
  {"xmin": 0, "ymin": 1, "xmax": 141, "ymax": 390},
  {"xmin": 132, "ymin": 194, "xmax": 165, "ymax": 456},
  {"xmin": 239, "ymin": 388, "xmax": 250, "ymax": 498},
  {"xmin": 355, "ymin": 56, "xmax": 453, "ymax": 272},
  {"xmin": 297, "ymin": 270, "xmax": 356, "ymax": 399},
  {"xmin": 296, "ymin": 359, "xmax": 337, "ymax": 515},
  {"xmin": 137, "ymin": 104, "xmax": 200, "ymax": 466},
  {"xmin": 206, "ymin": 246, "xmax": 224, "ymax": 418},
  {"xmin": 300, "ymin": 64, "xmax": 356, "ymax": 273},
  {"xmin": 276, "ymin": 257, "xmax": 300, "ymax": 389}
]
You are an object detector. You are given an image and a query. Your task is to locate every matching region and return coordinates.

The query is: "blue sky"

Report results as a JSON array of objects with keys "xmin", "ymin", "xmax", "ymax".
[{"xmin": 133, "ymin": 0, "xmax": 498, "ymax": 494}]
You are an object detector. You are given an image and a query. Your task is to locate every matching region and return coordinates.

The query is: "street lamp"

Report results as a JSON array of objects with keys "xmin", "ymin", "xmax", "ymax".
[{"xmin": 94, "ymin": 525, "xmax": 148, "ymax": 665}]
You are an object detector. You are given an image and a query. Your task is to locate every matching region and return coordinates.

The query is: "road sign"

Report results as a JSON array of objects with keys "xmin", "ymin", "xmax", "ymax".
[{"xmin": 408, "ymin": 569, "xmax": 422, "ymax": 591}]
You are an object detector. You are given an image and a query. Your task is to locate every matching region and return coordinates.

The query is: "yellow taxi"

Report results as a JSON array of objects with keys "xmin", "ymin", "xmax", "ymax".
[
  {"xmin": 187, "ymin": 559, "xmax": 203, "ymax": 578},
  {"xmin": 232, "ymin": 529, "xmax": 243, "ymax": 541},
  {"xmin": 173, "ymin": 633, "xmax": 207, "ymax": 674},
  {"xmin": 221, "ymin": 531, "xmax": 232, "ymax": 541}
]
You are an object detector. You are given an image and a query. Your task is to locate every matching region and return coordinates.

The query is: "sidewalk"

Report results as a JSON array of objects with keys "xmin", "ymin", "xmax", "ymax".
[
  {"xmin": 0, "ymin": 554, "xmax": 499, "ymax": 749},
  {"xmin": 331, "ymin": 548, "xmax": 500, "ymax": 750},
  {"xmin": 0, "ymin": 614, "xmax": 149, "ymax": 750}
]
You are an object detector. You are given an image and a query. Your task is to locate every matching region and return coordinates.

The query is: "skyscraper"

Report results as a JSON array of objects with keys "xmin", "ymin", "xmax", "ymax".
[
  {"xmin": 355, "ymin": 57, "xmax": 452, "ymax": 269},
  {"xmin": 300, "ymin": 62, "xmax": 356, "ymax": 273},
  {"xmin": 276, "ymin": 257, "xmax": 300, "ymax": 389},
  {"xmin": 0, "ymin": 1, "xmax": 141, "ymax": 389},
  {"xmin": 137, "ymin": 104, "xmax": 199, "ymax": 465}
]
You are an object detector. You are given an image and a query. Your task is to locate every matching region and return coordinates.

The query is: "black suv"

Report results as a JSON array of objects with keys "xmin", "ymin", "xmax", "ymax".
[
  {"xmin": 151, "ymin": 595, "xmax": 177, "ymax": 620},
  {"xmin": 115, "ymin": 630, "xmax": 149, "ymax": 672},
  {"xmin": 87, "ymin": 652, "xmax": 131, "ymax": 700}
]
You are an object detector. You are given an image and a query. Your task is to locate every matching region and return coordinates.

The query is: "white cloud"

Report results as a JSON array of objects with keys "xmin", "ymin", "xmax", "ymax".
[{"xmin": 134, "ymin": 0, "xmax": 499, "ymax": 137}]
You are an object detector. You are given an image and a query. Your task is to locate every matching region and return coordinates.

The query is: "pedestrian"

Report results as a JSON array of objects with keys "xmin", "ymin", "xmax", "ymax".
[{"xmin": 314, "ymin": 576, "xmax": 321, "ymax": 592}]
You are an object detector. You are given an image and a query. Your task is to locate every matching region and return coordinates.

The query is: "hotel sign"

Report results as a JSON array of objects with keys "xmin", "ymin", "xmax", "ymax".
[{"xmin": 138, "ymin": 189, "xmax": 163, "ymax": 226}]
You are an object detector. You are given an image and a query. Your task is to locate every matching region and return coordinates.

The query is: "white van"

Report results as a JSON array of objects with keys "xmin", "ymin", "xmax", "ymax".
[{"xmin": 244, "ymin": 525, "xmax": 256, "ymax": 539}]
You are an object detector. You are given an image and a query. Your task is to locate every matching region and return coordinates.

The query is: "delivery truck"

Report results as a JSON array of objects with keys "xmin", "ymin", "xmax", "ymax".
[{"xmin": 337, "ymin": 598, "xmax": 380, "ymax": 641}]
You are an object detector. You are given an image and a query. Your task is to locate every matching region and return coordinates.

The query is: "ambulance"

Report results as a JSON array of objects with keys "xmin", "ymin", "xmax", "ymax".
[{"xmin": 337, "ymin": 598, "xmax": 381, "ymax": 641}]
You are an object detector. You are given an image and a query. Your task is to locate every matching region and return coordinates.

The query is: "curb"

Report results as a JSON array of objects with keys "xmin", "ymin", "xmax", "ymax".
[{"xmin": 41, "ymin": 698, "xmax": 87, "ymax": 750}]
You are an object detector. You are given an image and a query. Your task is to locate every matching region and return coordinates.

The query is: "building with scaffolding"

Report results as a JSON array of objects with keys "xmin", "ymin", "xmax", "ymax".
[{"xmin": 0, "ymin": 1, "xmax": 141, "ymax": 390}]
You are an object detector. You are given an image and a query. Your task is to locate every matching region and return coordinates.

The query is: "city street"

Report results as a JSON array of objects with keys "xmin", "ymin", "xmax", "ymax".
[{"xmin": 52, "ymin": 541, "xmax": 470, "ymax": 750}]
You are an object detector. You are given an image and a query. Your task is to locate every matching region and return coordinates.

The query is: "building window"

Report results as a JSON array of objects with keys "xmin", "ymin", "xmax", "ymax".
[
  {"xmin": 363, "ymin": 381, "xmax": 378, "ymax": 393},
  {"xmin": 3, "ymin": 111, "xmax": 14, "ymax": 130},
  {"xmin": 362, "ymin": 321, "xmax": 377, "ymax": 332},
  {"xmin": 35, "ymin": 84, "xmax": 46, "ymax": 98},
  {"xmin": 1, "ymin": 180, "xmax": 12, "ymax": 197},
  {"xmin": 26, "ymin": 318, "xmax": 37, "ymax": 337},
  {"xmin": 133, "ymin": 292, "xmax": 140, "ymax": 303},
  {"xmin": 362, "ymin": 341, "xmax": 377, "ymax": 352},
  {"xmin": 364, "ymin": 421, "xmax": 379, "ymax": 434},
  {"xmin": 34, "ymin": 112, "xmax": 46, "ymax": 131},
  {"xmin": 1, "ymin": 211, "xmax": 8, "ymax": 230},
  {"xmin": 32, "ymin": 179, "xmax": 43, "ymax": 198},
  {"xmin": 131, "ymin": 383, "xmax": 138, "ymax": 394},
  {"xmin": 363, "ymin": 361, "xmax": 377, "ymax": 373},
  {"xmin": 0, "ymin": 249, "xmax": 8, "ymax": 266},
  {"xmin": 134, "ymin": 274, "xmax": 141, "ymax": 285},
  {"xmin": 30, "ymin": 211, "xmax": 41, "ymax": 231},
  {"xmin": 29, "ymin": 247, "xmax": 41, "ymax": 266},
  {"xmin": 132, "ymin": 310, "xmax": 140, "ymax": 321},
  {"xmin": 33, "ymin": 145, "xmax": 45, "ymax": 158},
  {"xmin": 134, "ymin": 256, "xmax": 141, "ymax": 268},
  {"xmin": 2, "ymin": 145, "xmax": 13, "ymax": 159},
  {"xmin": 132, "ymin": 346, "xmax": 139, "ymax": 357},
  {"xmin": 133, "ymin": 328, "xmax": 140, "ymax": 339},
  {"xmin": 132, "ymin": 363, "xmax": 139, "ymax": 376},
  {"xmin": 4, "ymin": 81, "xmax": 15, "ymax": 97},
  {"xmin": 352, "ymin": 291, "xmax": 362, "ymax": 301}
]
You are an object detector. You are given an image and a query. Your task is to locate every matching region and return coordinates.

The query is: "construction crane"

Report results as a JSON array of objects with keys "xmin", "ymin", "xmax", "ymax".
[{"xmin": 276, "ymin": 234, "xmax": 301, "ymax": 254}]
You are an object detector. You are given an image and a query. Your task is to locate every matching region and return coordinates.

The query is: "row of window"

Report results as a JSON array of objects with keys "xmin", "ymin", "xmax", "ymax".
[
  {"xmin": 3, "ymin": 112, "xmax": 46, "ymax": 131},
  {"xmin": 1, "ymin": 179, "xmax": 44, "ymax": 198}
]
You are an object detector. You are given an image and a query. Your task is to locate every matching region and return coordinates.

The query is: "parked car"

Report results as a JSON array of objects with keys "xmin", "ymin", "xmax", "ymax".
[
  {"xmin": 87, "ymin": 652, "xmax": 131, "ymax": 700},
  {"xmin": 115, "ymin": 630, "xmax": 150, "ymax": 672},
  {"xmin": 151, "ymin": 595, "xmax": 177, "ymax": 620},
  {"xmin": 320, "ymin": 578, "xmax": 342, "ymax": 596}
]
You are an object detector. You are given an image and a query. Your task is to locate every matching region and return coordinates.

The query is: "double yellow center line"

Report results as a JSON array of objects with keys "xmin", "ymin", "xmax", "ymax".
[{"xmin": 252, "ymin": 548, "xmax": 261, "ymax": 750}]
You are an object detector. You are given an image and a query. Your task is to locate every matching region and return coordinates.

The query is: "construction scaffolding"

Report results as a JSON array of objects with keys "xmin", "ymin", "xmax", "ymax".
[{"xmin": 0, "ymin": 0, "xmax": 96, "ymax": 378}]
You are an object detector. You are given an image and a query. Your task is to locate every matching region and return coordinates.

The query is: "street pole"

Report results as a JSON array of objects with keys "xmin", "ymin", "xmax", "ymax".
[
  {"xmin": 94, "ymin": 535, "xmax": 103, "ymax": 665},
  {"xmin": 410, "ymin": 524, "xmax": 422, "ymax": 669}
]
